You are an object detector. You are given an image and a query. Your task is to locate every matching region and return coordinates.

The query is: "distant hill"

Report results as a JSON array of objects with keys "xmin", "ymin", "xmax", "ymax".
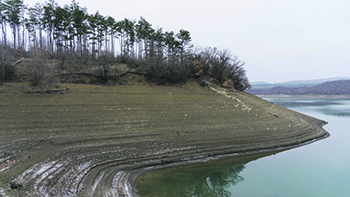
[
  {"xmin": 249, "ymin": 80, "xmax": 350, "ymax": 95},
  {"xmin": 251, "ymin": 77, "xmax": 350, "ymax": 90}
]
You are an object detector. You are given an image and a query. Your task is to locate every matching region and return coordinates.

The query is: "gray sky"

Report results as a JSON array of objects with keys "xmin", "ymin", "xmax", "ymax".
[{"xmin": 25, "ymin": 0, "xmax": 350, "ymax": 83}]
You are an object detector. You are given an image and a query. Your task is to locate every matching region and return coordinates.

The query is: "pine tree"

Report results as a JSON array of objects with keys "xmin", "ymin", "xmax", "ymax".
[
  {"xmin": 70, "ymin": 0, "xmax": 87, "ymax": 57},
  {"xmin": 42, "ymin": 0, "xmax": 56, "ymax": 54},
  {"xmin": 0, "ymin": 0, "xmax": 8, "ymax": 46},
  {"xmin": 4, "ymin": 0, "xmax": 24, "ymax": 51},
  {"xmin": 27, "ymin": 3, "xmax": 43, "ymax": 49}
]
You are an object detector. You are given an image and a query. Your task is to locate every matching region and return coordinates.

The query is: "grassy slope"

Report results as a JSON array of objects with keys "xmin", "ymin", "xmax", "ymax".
[{"xmin": 0, "ymin": 76, "xmax": 328, "ymax": 196}]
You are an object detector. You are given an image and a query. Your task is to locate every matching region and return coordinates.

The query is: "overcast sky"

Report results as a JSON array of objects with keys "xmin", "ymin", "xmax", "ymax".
[{"xmin": 24, "ymin": 0, "xmax": 350, "ymax": 83}]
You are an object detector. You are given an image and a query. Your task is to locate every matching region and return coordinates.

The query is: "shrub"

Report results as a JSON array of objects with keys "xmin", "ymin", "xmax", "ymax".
[
  {"xmin": 27, "ymin": 58, "xmax": 46, "ymax": 87},
  {"xmin": 0, "ymin": 46, "xmax": 15, "ymax": 85},
  {"xmin": 116, "ymin": 54, "xmax": 142, "ymax": 69},
  {"xmin": 193, "ymin": 60, "xmax": 204, "ymax": 78},
  {"xmin": 29, "ymin": 69, "xmax": 45, "ymax": 86},
  {"xmin": 0, "ymin": 63, "xmax": 16, "ymax": 84}
]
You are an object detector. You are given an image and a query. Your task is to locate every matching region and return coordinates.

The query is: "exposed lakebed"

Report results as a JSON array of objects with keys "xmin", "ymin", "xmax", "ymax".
[{"xmin": 0, "ymin": 82, "xmax": 328, "ymax": 196}]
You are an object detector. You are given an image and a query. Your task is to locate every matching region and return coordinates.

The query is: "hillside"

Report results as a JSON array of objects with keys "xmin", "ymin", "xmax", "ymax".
[
  {"xmin": 0, "ymin": 78, "xmax": 329, "ymax": 196},
  {"xmin": 249, "ymin": 80, "xmax": 350, "ymax": 95},
  {"xmin": 251, "ymin": 77, "xmax": 350, "ymax": 90}
]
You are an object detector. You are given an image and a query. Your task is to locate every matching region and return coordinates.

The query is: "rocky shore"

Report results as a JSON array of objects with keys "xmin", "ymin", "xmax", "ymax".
[{"xmin": 0, "ymin": 79, "xmax": 329, "ymax": 197}]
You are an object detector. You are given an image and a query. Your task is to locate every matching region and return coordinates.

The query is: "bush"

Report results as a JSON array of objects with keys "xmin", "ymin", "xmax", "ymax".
[
  {"xmin": 0, "ymin": 63, "xmax": 16, "ymax": 84},
  {"xmin": 0, "ymin": 46, "xmax": 15, "ymax": 85},
  {"xmin": 27, "ymin": 58, "xmax": 46, "ymax": 87},
  {"xmin": 29, "ymin": 69, "xmax": 45, "ymax": 86},
  {"xmin": 116, "ymin": 54, "xmax": 142, "ymax": 69}
]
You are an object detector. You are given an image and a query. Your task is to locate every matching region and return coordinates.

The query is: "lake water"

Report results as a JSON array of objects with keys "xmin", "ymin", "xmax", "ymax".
[{"xmin": 135, "ymin": 97, "xmax": 350, "ymax": 197}]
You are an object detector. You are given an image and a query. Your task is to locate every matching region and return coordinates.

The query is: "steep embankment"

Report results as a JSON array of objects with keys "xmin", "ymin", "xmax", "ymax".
[{"xmin": 0, "ymin": 77, "xmax": 328, "ymax": 197}]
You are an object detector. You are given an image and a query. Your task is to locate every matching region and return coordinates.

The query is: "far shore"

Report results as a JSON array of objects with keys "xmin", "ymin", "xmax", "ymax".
[{"xmin": 257, "ymin": 94, "xmax": 350, "ymax": 98}]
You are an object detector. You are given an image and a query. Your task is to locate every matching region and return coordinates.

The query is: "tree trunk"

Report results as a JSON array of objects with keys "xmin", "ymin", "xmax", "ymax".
[
  {"xmin": 138, "ymin": 41, "xmax": 143, "ymax": 60},
  {"xmin": 1, "ymin": 63, "xmax": 4, "ymax": 85},
  {"xmin": 47, "ymin": 32, "xmax": 50, "ymax": 53},
  {"xmin": 1, "ymin": 22, "xmax": 7, "ymax": 46},
  {"xmin": 144, "ymin": 39, "xmax": 148, "ymax": 59},
  {"xmin": 27, "ymin": 31, "xmax": 31, "ymax": 50},
  {"xmin": 119, "ymin": 36, "xmax": 123, "ymax": 56},
  {"xmin": 13, "ymin": 26, "xmax": 17, "ymax": 51},
  {"xmin": 1, "ymin": 47, "xmax": 4, "ymax": 85},
  {"xmin": 51, "ymin": 30, "xmax": 54, "ymax": 54},
  {"xmin": 78, "ymin": 35, "xmax": 82, "ymax": 58},
  {"xmin": 92, "ymin": 41, "xmax": 96, "ymax": 60},
  {"xmin": 17, "ymin": 26, "xmax": 21, "ymax": 49},
  {"xmin": 111, "ymin": 34, "xmax": 114, "ymax": 56},
  {"xmin": 105, "ymin": 31, "xmax": 108, "ymax": 52},
  {"xmin": 22, "ymin": 25, "xmax": 25, "ymax": 49},
  {"xmin": 83, "ymin": 34, "xmax": 88, "ymax": 56},
  {"xmin": 39, "ymin": 28, "xmax": 42, "ymax": 50}
]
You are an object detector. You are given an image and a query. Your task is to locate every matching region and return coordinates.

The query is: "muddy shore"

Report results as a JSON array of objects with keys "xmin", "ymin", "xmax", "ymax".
[{"xmin": 0, "ymin": 79, "xmax": 329, "ymax": 197}]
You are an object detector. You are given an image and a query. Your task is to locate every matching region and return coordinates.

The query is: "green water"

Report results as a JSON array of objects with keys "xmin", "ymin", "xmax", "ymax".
[
  {"xmin": 135, "ymin": 153, "xmax": 277, "ymax": 197},
  {"xmin": 135, "ymin": 98, "xmax": 350, "ymax": 197}
]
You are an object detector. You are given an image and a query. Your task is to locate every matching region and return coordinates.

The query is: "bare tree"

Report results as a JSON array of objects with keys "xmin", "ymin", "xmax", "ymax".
[{"xmin": 193, "ymin": 47, "xmax": 250, "ymax": 91}]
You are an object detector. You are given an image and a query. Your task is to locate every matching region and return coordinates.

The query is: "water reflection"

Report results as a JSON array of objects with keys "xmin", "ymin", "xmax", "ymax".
[
  {"xmin": 202, "ymin": 164, "xmax": 244, "ymax": 197},
  {"xmin": 136, "ymin": 164, "xmax": 244, "ymax": 197},
  {"xmin": 136, "ymin": 153, "xmax": 275, "ymax": 197},
  {"xmin": 267, "ymin": 98, "xmax": 340, "ymax": 107},
  {"xmin": 266, "ymin": 98, "xmax": 350, "ymax": 117},
  {"xmin": 322, "ymin": 108, "xmax": 350, "ymax": 117}
]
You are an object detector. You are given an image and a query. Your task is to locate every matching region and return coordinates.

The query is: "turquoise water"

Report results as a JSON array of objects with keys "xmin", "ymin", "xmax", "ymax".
[
  {"xmin": 136, "ymin": 98, "xmax": 350, "ymax": 197},
  {"xmin": 238, "ymin": 97, "xmax": 350, "ymax": 197}
]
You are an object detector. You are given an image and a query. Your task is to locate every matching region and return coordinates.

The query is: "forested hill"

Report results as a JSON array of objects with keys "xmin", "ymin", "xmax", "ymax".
[
  {"xmin": 0, "ymin": 0, "xmax": 250, "ymax": 91},
  {"xmin": 249, "ymin": 80, "xmax": 350, "ymax": 95}
]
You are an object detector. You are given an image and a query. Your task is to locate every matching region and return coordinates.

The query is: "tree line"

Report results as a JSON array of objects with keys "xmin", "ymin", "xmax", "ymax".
[{"xmin": 0, "ymin": 0, "xmax": 250, "ymax": 91}]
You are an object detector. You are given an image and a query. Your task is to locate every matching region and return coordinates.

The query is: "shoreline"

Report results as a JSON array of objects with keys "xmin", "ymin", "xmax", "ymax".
[{"xmin": 126, "ymin": 121, "xmax": 330, "ymax": 197}]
